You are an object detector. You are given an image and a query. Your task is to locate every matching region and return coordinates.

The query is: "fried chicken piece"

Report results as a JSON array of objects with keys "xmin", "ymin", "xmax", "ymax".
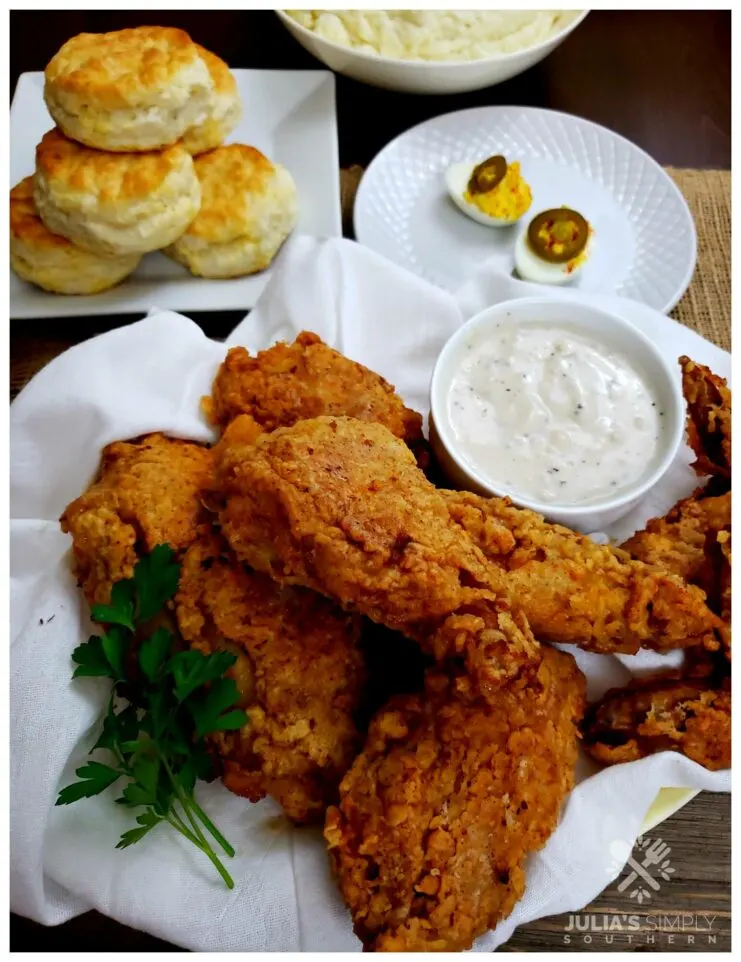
[
  {"xmin": 713, "ymin": 528, "xmax": 731, "ymax": 627},
  {"xmin": 176, "ymin": 531, "xmax": 366, "ymax": 824},
  {"xmin": 694, "ymin": 526, "xmax": 732, "ymax": 664},
  {"xmin": 582, "ymin": 676, "xmax": 730, "ymax": 771},
  {"xmin": 442, "ymin": 490, "xmax": 725, "ymax": 655},
  {"xmin": 621, "ymin": 485, "xmax": 731, "ymax": 667},
  {"xmin": 206, "ymin": 331, "xmax": 424, "ymax": 450},
  {"xmin": 621, "ymin": 488, "xmax": 731, "ymax": 585},
  {"xmin": 60, "ymin": 434, "xmax": 212, "ymax": 606},
  {"xmin": 324, "ymin": 647, "xmax": 586, "ymax": 951},
  {"xmin": 214, "ymin": 416, "xmax": 541, "ymax": 703},
  {"xmin": 680, "ymin": 355, "xmax": 731, "ymax": 481}
]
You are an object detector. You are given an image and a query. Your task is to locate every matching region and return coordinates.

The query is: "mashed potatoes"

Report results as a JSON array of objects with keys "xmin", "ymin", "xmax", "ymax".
[{"xmin": 286, "ymin": 10, "xmax": 576, "ymax": 62}]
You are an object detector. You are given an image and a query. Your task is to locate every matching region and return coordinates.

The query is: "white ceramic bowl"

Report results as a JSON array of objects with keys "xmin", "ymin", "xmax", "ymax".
[
  {"xmin": 276, "ymin": 11, "xmax": 588, "ymax": 95},
  {"xmin": 430, "ymin": 297, "xmax": 684, "ymax": 533}
]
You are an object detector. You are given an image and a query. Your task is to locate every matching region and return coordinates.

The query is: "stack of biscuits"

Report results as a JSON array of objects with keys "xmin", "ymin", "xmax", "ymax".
[{"xmin": 10, "ymin": 26, "xmax": 299, "ymax": 295}]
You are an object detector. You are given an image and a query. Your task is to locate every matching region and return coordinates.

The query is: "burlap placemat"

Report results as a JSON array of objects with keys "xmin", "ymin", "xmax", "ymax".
[
  {"xmin": 9, "ymin": 166, "xmax": 730, "ymax": 400},
  {"xmin": 664, "ymin": 167, "xmax": 730, "ymax": 352},
  {"xmin": 341, "ymin": 165, "xmax": 731, "ymax": 352}
]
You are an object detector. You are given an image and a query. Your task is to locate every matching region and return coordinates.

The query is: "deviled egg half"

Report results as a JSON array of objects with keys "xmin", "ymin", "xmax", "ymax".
[
  {"xmin": 446, "ymin": 154, "xmax": 532, "ymax": 227},
  {"xmin": 515, "ymin": 207, "xmax": 593, "ymax": 285}
]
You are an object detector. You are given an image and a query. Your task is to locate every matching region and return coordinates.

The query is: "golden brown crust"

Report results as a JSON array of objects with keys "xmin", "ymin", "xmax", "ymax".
[
  {"xmin": 680, "ymin": 355, "xmax": 732, "ymax": 481},
  {"xmin": 176, "ymin": 531, "xmax": 365, "ymax": 824},
  {"xmin": 179, "ymin": 47, "xmax": 241, "ymax": 155},
  {"xmin": 582, "ymin": 676, "xmax": 730, "ymax": 771},
  {"xmin": 694, "ymin": 526, "xmax": 731, "ymax": 663},
  {"xmin": 45, "ymin": 27, "xmax": 202, "ymax": 109},
  {"xmin": 35, "ymin": 127, "xmax": 188, "ymax": 202},
  {"xmin": 195, "ymin": 45, "xmax": 236, "ymax": 96},
  {"xmin": 208, "ymin": 331, "xmax": 425, "ymax": 451},
  {"xmin": 621, "ymin": 488, "xmax": 731, "ymax": 585},
  {"xmin": 215, "ymin": 416, "xmax": 541, "ymax": 702},
  {"xmin": 325, "ymin": 647, "xmax": 585, "ymax": 951},
  {"xmin": 60, "ymin": 434, "xmax": 212, "ymax": 606},
  {"xmin": 183, "ymin": 145, "xmax": 277, "ymax": 243},
  {"xmin": 11, "ymin": 177, "xmax": 75, "ymax": 251},
  {"xmin": 443, "ymin": 490, "xmax": 726, "ymax": 655}
]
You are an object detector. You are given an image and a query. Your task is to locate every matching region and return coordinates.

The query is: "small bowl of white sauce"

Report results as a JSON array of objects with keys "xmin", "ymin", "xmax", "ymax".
[{"xmin": 430, "ymin": 297, "xmax": 684, "ymax": 532}]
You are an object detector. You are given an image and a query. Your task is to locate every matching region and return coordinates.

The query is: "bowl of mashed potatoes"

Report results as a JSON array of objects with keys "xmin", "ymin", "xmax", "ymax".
[{"xmin": 278, "ymin": 10, "xmax": 587, "ymax": 94}]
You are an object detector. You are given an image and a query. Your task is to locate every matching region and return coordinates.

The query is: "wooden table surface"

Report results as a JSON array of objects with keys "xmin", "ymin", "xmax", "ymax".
[{"xmin": 10, "ymin": 9, "xmax": 730, "ymax": 953}]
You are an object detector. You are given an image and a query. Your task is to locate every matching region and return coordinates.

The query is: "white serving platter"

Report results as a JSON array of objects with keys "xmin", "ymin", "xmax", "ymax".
[{"xmin": 10, "ymin": 69, "xmax": 341, "ymax": 319}]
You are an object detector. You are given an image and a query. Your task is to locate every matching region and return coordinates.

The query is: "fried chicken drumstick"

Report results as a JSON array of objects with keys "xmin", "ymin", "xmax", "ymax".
[
  {"xmin": 215, "ymin": 416, "xmax": 541, "ymax": 703},
  {"xmin": 325, "ymin": 647, "xmax": 586, "ymax": 951},
  {"xmin": 176, "ymin": 532, "xmax": 366, "ymax": 823},
  {"xmin": 442, "ymin": 491, "xmax": 725, "ymax": 655},
  {"xmin": 60, "ymin": 433, "xmax": 212, "ymax": 605}
]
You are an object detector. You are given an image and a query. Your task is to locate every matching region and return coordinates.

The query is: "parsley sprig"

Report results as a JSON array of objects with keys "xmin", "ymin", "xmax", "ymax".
[{"xmin": 56, "ymin": 545, "xmax": 248, "ymax": 889}]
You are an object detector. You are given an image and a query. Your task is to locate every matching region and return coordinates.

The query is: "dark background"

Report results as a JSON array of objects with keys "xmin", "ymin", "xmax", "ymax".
[
  {"xmin": 10, "ymin": 8, "xmax": 731, "ymax": 953},
  {"xmin": 10, "ymin": 9, "xmax": 731, "ymax": 169}
]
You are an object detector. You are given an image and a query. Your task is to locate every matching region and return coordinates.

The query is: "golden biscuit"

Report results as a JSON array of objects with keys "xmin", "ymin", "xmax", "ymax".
[
  {"xmin": 181, "ymin": 46, "xmax": 242, "ymax": 155},
  {"xmin": 44, "ymin": 26, "xmax": 213, "ymax": 151},
  {"xmin": 10, "ymin": 177, "xmax": 140, "ymax": 295},
  {"xmin": 34, "ymin": 128, "xmax": 201, "ymax": 256},
  {"xmin": 164, "ymin": 144, "xmax": 298, "ymax": 278}
]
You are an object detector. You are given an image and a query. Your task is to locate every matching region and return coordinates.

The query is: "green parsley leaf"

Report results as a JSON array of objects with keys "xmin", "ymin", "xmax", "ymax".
[
  {"xmin": 99, "ymin": 625, "xmax": 127, "ymax": 680},
  {"xmin": 116, "ymin": 811, "xmax": 163, "ymax": 849},
  {"xmin": 132, "ymin": 755, "xmax": 160, "ymax": 795},
  {"xmin": 91, "ymin": 697, "xmax": 119, "ymax": 752},
  {"xmin": 178, "ymin": 759, "xmax": 198, "ymax": 796},
  {"xmin": 113, "ymin": 705, "xmax": 141, "ymax": 748},
  {"xmin": 64, "ymin": 546, "xmax": 242, "ymax": 888},
  {"xmin": 134, "ymin": 545, "xmax": 180, "ymax": 622},
  {"xmin": 139, "ymin": 626, "xmax": 174, "ymax": 683},
  {"xmin": 56, "ymin": 761, "xmax": 122, "ymax": 806},
  {"xmin": 90, "ymin": 579, "xmax": 136, "ymax": 631},
  {"xmin": 170, "ymin": 649, "xmax": 237, "ymax": 703},
  {"xmin": 188, "ymin": 678, "xmax": 248, "ymax": 736},
  {"xmin": 72, "ymin": 636, "xmax": 118, "ymax": 680},
  {"xmin": 119, "ymin": 781, "xmax": 157, "ymax": 807}
]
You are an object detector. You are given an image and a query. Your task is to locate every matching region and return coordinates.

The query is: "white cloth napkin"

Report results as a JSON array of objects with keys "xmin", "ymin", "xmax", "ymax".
[{"xmin": 10, "ymin": 236, "xmax": 730, "ymax": 951}]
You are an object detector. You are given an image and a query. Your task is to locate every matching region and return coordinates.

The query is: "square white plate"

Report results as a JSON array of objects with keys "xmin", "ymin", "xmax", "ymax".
[{"xmin": 10, "ymin": 69, "xmax": 341, "ymax": 319}]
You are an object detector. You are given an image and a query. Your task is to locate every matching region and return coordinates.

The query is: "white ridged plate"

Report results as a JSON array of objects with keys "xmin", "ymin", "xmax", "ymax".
[{"xmin": 355, "ymin": 107, "xmax": 696, "ymax": 313}]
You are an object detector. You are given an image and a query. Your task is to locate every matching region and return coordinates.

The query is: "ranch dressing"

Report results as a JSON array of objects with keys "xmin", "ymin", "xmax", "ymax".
[{"xmin": 447, "ymin": 324, "xmax": 665, "ymax": 505}]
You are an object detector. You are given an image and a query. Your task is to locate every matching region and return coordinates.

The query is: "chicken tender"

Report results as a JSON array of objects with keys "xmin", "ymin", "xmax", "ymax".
[
  {"xmin": 205, "ymin": 332, "xmax": 424, "ymax": 451},
  {"xmin": 443, "ymin": 490, "xmax": 725, "ymax": 655},
  {"xmin": 582, "ymin": 677, "xmax": 730, "ymax": 772},
  {"xmin": 621, "ymin": 488, "xmax": 731, "ymax": 586},
  {"xmin": 60, "ymin": 433, "xmax": 212, "ymax": 606},
  {"xmin": 215, "ymin": 416, "xmax": 541, "ymax": 703},
  {"xmin": 176, "ymin": 531, "xmax": 366, "ymax": 823},
  {"xmin": 324, "ymin": 647, "xmax": 586, "ymax": 952},
  {"xmin": 680, "ymin": 355, "xmax": 731, "ymax": 482}
]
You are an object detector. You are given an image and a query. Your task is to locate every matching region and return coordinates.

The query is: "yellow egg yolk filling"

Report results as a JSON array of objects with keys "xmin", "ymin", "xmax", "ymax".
[{"xmin": 464, "ymin": 161, "xmax": 532, "ymax": 222}]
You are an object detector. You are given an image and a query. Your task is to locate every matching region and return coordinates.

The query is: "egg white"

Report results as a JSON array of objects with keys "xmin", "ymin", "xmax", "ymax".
[
  {"xmin": 514, "ymin": 221, "xmax": 592, "ymax": 285},
  {"xmin": 445, "ymin": 161, "xmax": 523, "ymax": 228}
]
